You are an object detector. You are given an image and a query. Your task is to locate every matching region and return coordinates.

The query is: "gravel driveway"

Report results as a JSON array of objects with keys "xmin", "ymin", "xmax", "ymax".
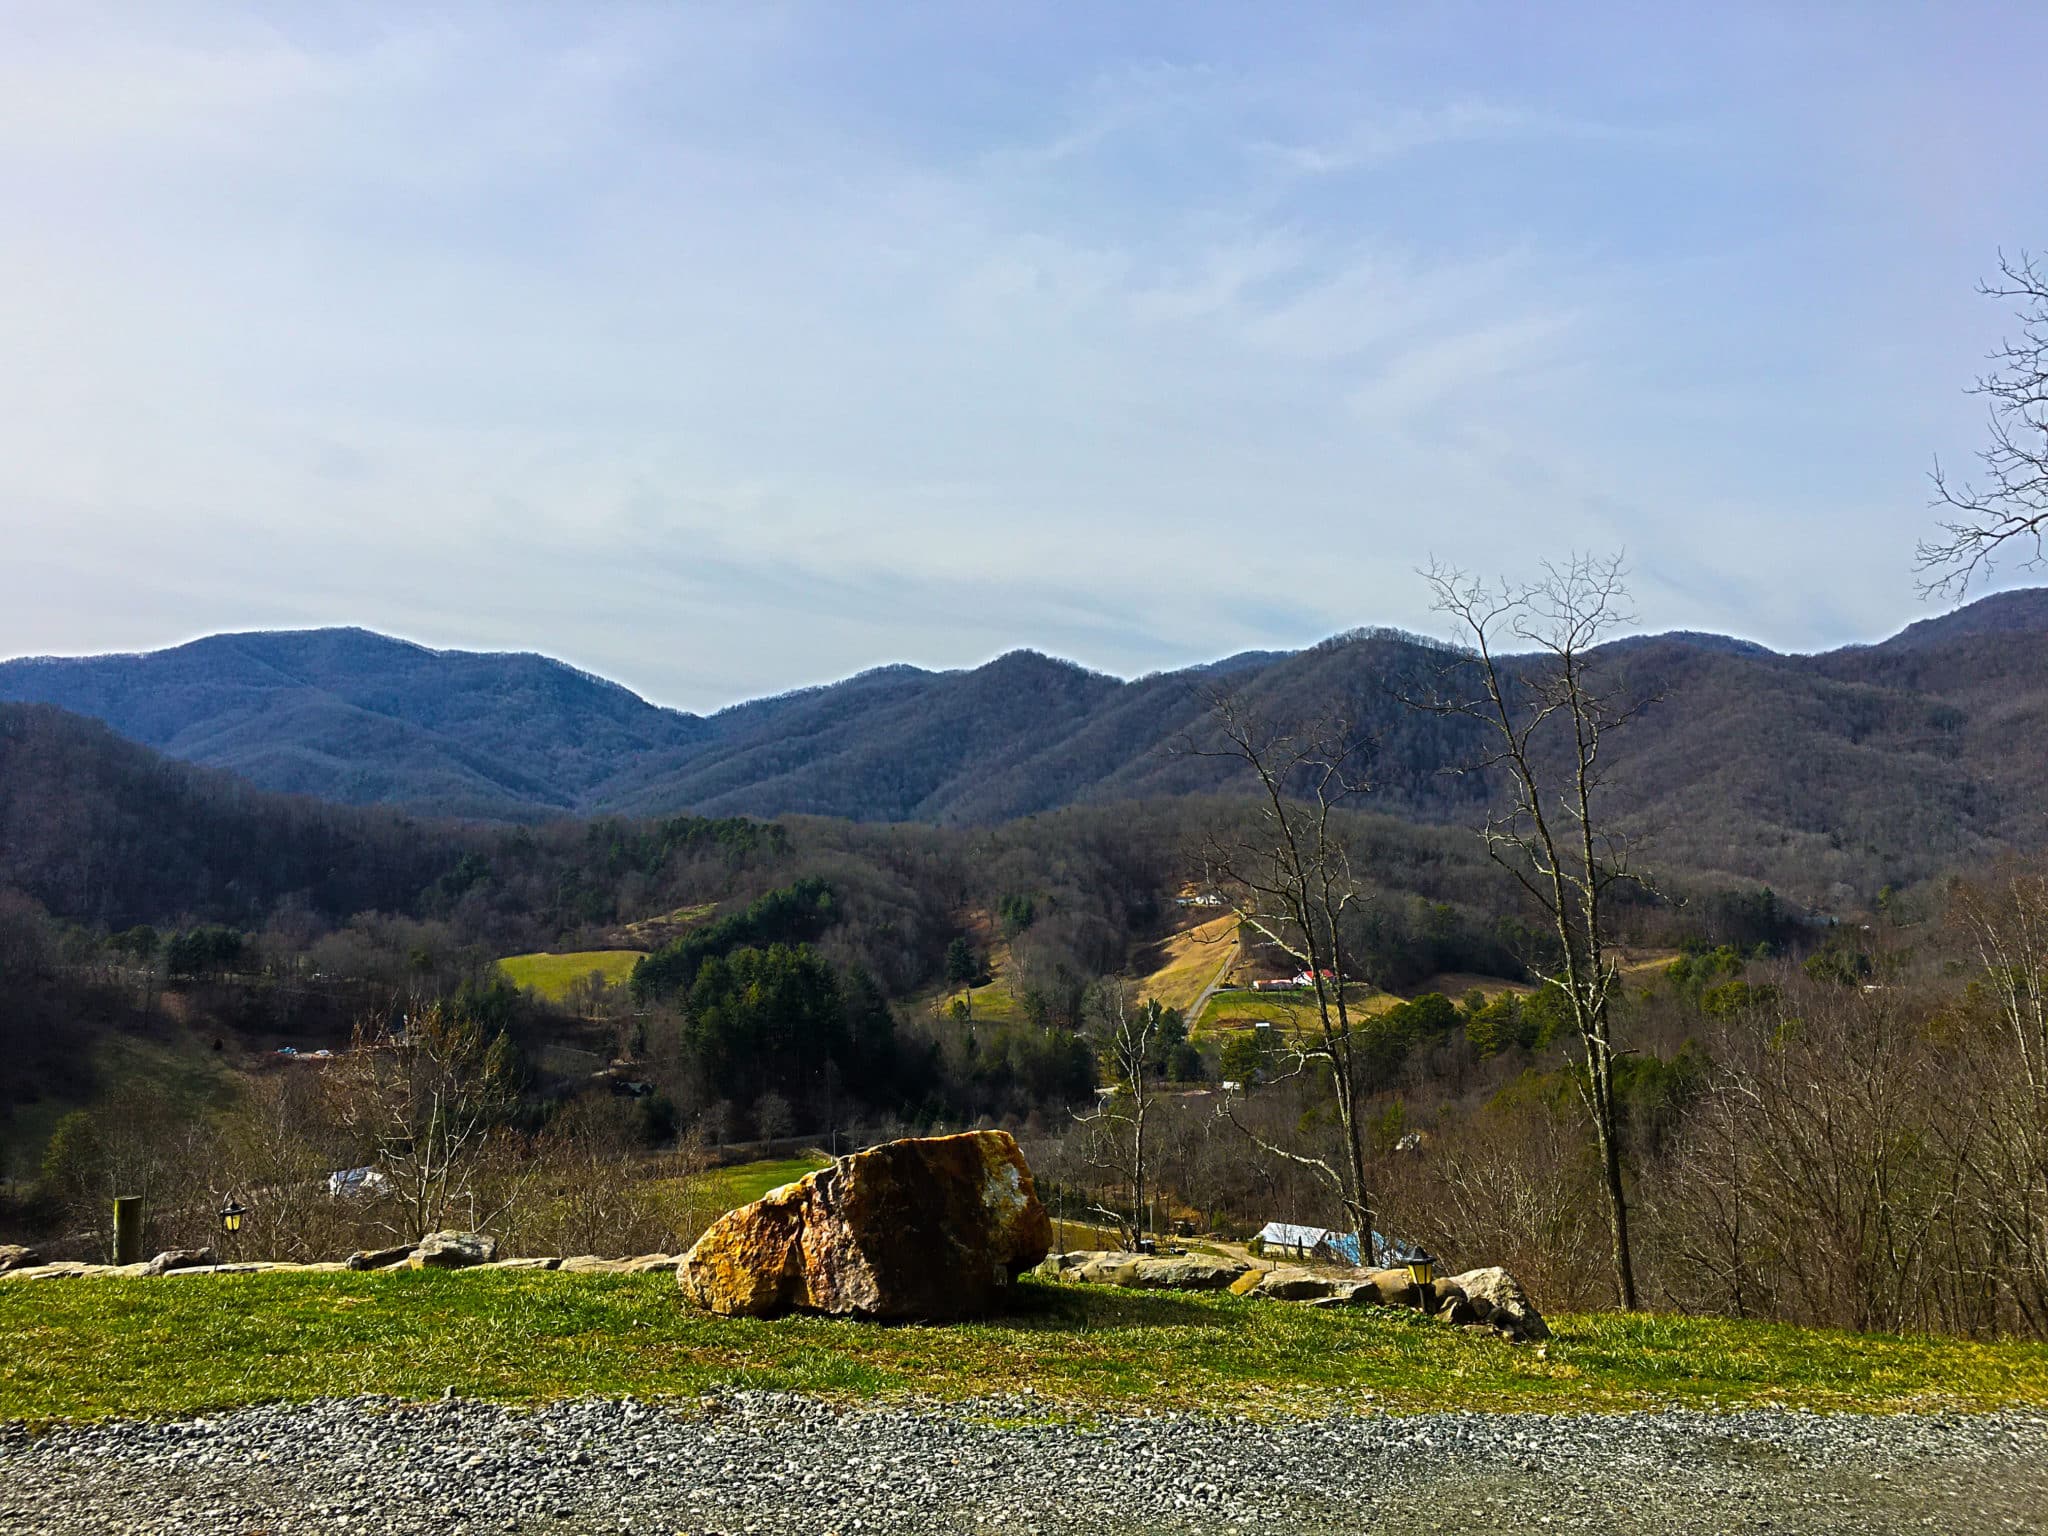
[{"xmin": 4, "ymin": 1392, "xmax": 2045, "ymax": 1535}]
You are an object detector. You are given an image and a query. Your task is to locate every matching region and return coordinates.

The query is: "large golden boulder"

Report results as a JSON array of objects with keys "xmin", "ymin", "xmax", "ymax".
[{"xmin": 677, "ymin": 1130, "xmax": 1052, "ymax": 1319}]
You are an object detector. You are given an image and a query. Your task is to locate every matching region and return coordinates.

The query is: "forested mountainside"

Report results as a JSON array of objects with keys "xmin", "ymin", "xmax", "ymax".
[
  {"xmin": 0, "ymin": 628, "xmax": 706, "ymax": 820},
  {"xmin": 0, "ymin": 704, "xmax": 465, "ymax": 930},
  {"xmin": 5, "ymin": 590, "xmax": 2048, "ymax": 900}
]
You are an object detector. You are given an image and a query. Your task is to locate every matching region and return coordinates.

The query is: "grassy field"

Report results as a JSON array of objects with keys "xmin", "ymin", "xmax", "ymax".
[
  {"xmin": 1194, "ymin": 984, "xmax": 1390, "ymax": 1034},
  {"xmin": 1134, "ymin": 915, "xmax": 1240, "ymax": 1013},
  {"xmin": 1, "ymin": 1027, "xmax": 243, "ymax": 1172},
  {"xmin": 1193, "ymin": 978, "xmax": 1557, "ymax": 1036},
  {"xmin": 701, "ymin": 1155, "xmax": 830, "ymax": 1212},
  {"xmin": 911, "ymin": 938, "xmax": 1031, "ymax": 1029},
  {"xmin": 498, "ymin": 950, "xmax": 646, "ymax": 1001},
  {"xmin": 5, "ymin": 1273, "xmax": 2046, "ymax": 1425}
]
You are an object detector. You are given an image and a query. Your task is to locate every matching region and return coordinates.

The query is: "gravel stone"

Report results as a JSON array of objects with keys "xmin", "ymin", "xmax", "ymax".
[{"xmin": 3, "ymin": 1393, "xmax": 2044, "ymax": 1534}]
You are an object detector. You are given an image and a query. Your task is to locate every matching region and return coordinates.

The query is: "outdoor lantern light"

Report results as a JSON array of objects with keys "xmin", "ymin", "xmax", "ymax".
[
  {"xmin": 1406, "ymin": 1247, "xmax": 1436, "ymax": 1287},
  {"xmin": 218, "ymin": 1197, "xmax": 247, "ymax": 1236}
]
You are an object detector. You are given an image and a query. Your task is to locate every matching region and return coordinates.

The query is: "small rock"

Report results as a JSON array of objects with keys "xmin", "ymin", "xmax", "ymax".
[
  {"xmin": 1252, "ymin": 1268, "xmax": 1339, "ymax": 1302},
  {"xmin": 410, "ymin": 1232, "xmax": 500, "ymax": 1270},
  {"xmin": 140, "ymin": 1248, "xmax": 216, "ymax": 1277},
  {"xmin": 345, "ymin": 1245, "xmax": 414, "ymax": 1272}
]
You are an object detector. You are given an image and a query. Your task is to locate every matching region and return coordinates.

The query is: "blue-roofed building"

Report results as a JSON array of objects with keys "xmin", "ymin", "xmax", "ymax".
[
  {"xmin": 1251, "ymin": 1222, "xmax": 1409, "ymax": 1266},
  {"xmin": 1253, "ymin": 1222, "xmax": 1362, "ymax": 1266}
]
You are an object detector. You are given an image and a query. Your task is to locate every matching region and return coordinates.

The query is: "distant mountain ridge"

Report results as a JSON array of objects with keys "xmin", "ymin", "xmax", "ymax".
[
  {"xmin": 0, "ymin": 627, "xmax": 707, "ymax": 819},
  {"xmin": 5, "ymin": 592, "xmax": 2048, "ymax": 899}
]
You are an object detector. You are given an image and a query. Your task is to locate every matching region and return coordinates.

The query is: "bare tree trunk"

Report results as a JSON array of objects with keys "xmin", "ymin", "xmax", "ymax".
[
  {"xmin": 1074, "ymin": 985, "xmax": 1168, "ymax": 1246},
  {"xmin": 1183, "ymin": 695, "xmax": 1378, "ymax": 1259},
  {"xmin": 1420, "ymin": 554, "xmax": 1656, "ymax": 1309}
]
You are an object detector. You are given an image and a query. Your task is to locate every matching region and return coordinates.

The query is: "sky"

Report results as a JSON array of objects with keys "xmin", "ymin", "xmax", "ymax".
[{"xmin": 2, "ymin": 2, "xmax": 2044, "ymax": 711}]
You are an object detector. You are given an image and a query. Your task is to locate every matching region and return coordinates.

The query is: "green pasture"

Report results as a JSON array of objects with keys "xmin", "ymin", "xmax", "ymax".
[
  {"xmin": 6, "ymin": 1272, "xmax": 2046, "ymax": 1425},
  {"xmin": 701, "ymin": 1155, "xmax": 831, "ymax": 1213},
  {"xmin": 497, "ymin": 950, "xmax": 646, "ymax": 1001}
]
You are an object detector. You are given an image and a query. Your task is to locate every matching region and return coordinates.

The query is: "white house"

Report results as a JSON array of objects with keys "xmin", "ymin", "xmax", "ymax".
[{"xmin": 326, "ymin": 1166, "xmax": 392, "ymax": 1200}]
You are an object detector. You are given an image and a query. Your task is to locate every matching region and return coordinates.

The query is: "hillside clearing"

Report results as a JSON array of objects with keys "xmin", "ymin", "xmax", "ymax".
[
  {"xmin": 605, "ymin": 903, "xmax": 715, "ymax": 949},
  {"xmin": 1194, "ymin": 983, "xmax": 1392, "ymax": 1034},
  {"xmin": 1134, "ymin": 914, "xmax": 1239, "ymax": 1013},
  {"xmin": 497, "ymin": 950, "xmax": 645, "ymax": 1001},
  {"xmin": 5, "ymin": 1273, "xmax": 2046, "ymax": 1425},
  {"xmin": 1, "ymin": 1026, "xmax": 241, "ymax": 1171}
]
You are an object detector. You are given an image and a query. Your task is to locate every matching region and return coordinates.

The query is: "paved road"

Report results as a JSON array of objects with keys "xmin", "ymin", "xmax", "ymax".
[{"xmin": 1180, "ymin": 927, "xmax": 1240, "ymax": 1032}]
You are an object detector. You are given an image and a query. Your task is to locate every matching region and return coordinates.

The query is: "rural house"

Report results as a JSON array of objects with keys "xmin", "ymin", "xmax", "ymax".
[{"xmin": 1253, "ymin": 1222, "xmax": 1361, "ymax": 1265}]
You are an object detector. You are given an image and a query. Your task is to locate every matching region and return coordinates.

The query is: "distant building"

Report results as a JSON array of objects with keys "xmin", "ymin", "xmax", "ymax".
[
  {"xmin": 326, "ymin": 1167, "xmax": 392, "ymax": 1200},
  {"xmin": 1252, "ymin": 1222, "xmax": 1362, "ymax": 1266}
]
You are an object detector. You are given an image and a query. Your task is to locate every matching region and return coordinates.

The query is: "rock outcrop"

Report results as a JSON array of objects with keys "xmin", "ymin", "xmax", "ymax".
[
  {"xmin": 558, "ymin": 1253, "xmax": 679, "ymax": 1275},
  {"xmin": 1344, "ymin": 1268, "xmax": 1423, "ymax": 1309},
  {"xmin": 1245, "ymin": 1267, "xmax": 1339, "ymax": 1302},
  {"xmin": 677, "ymin": 1131, "xmax": 1051, "ymax": 1319},
  {"xmin": 0, "ymin": 1244, "xmax": 43, "ymax": 1274}
]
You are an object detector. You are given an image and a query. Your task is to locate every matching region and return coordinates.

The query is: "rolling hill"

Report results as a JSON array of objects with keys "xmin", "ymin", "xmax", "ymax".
[
  {"xmin": 5, "ymin": 591, "xmax": 2048, "ymax": 897},
  {"xmin": 0, "ymin": 702, "xmax": 465, "ymax": 928},
  {"xmin": 0, "ymin": 629, "xmax": 707, "ymax": 820}
]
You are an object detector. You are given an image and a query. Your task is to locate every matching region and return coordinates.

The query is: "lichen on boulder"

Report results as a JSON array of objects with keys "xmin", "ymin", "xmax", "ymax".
[{"xmin": 676, "ymin": 1131, "xmax": 1051, "ymax": 1320}]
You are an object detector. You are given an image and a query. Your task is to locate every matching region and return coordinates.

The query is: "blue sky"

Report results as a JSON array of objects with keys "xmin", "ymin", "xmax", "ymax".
[{"xmin": 1, "ymin": 2, "xmax": 2042, "ymax": 709}]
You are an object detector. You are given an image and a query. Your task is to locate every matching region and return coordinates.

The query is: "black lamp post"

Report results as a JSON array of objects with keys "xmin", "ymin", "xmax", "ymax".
[
  {"xmin": 218, "ymin": 1197, "xmax": 247, "ymax": 1239},
  {"xmin": 1405, "ymin": 1247, "xmax": 1436, "ymax": 1287}
]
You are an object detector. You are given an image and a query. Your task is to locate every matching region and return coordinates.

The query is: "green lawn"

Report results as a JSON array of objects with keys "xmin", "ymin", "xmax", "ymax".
[
  {"xmin": 1194, "ymin": 986, "xmax": 1374, "ymax": 1034},
  {"xmin": 701, "ymin": 1155, "xmax": 830, "ymax": 1212},
  {"xmin": 498, "ymin": 950, "xmax": 645, "ymax": 1001},
  {"xmin": 5, "ymin": 1273, "xmax": 2046, "ymax": 1425}
]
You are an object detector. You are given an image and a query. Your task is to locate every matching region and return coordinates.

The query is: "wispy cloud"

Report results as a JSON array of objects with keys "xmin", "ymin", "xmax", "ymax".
[{"xmin": 0, "ymin": 2, "xmax": 2042, "ymax": 704}]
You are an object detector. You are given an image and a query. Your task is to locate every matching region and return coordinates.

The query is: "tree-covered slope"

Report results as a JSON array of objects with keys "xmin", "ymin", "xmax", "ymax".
[
  {"xmin": 0, "ymin": 703, "xmax": 465, "ymax": 928},
  {"xmin": 0, "ymin": 629, "xmax": 708, "ymax": 819},
  {"xmin": 5, "ymin": 593, "xmax": 2048, "ymax": 900}
]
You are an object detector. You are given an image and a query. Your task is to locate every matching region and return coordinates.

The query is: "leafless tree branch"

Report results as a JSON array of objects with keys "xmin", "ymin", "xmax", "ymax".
[{"xmin": 1919, "ymin": 249, "xmax": 2048, "ymax": 595}]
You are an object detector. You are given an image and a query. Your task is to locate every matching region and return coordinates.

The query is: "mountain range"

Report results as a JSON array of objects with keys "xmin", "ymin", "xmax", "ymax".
[{"xmin": 6, "ymin": 589, "xmax": 2048, "ymax": 900}]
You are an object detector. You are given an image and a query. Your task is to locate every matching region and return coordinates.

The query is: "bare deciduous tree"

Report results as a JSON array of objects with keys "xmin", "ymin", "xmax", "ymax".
[
  {"xmin": 1920, "ymin": 250, "xmax": 2048, "ymax": 593},
  {"xmin": 1181, "ymin": 693, "xmax": 1379, "ymax": 1259},
  {"xmin": 216, "ymin": 1073, "xmax": 362, "ymax": 1262},
  {"xmin": 1379, "ymin": 1086, "xmax": 1609, "ymax": 1312},
  {"xmin": 1072, "ymin": 984, "xmax": 1172, "ymax": 1243},
  {"xmin": 324, "ymin": 1000, "xmax": 521, "ymax": 1241},
  {"xmin": 497, "ymin": 1102, "xmax": 716, "ymax": 1259},
  {"xmin": 1419, "ymin": 553, "xmax": 1653, "ymax": 1308},
  {"xmin": 1951, "ymin": 868, "xmax": 2048, "ymax": 1331},
  {"xmin": 1664, "ymin": 977, "xmax": 1967, "ymax": 1334}
]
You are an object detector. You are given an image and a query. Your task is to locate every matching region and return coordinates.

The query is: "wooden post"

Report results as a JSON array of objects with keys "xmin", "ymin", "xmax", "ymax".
[{"xmin": 112, "ymin": 1195, "xmax": 142, "ymax": 1265}]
